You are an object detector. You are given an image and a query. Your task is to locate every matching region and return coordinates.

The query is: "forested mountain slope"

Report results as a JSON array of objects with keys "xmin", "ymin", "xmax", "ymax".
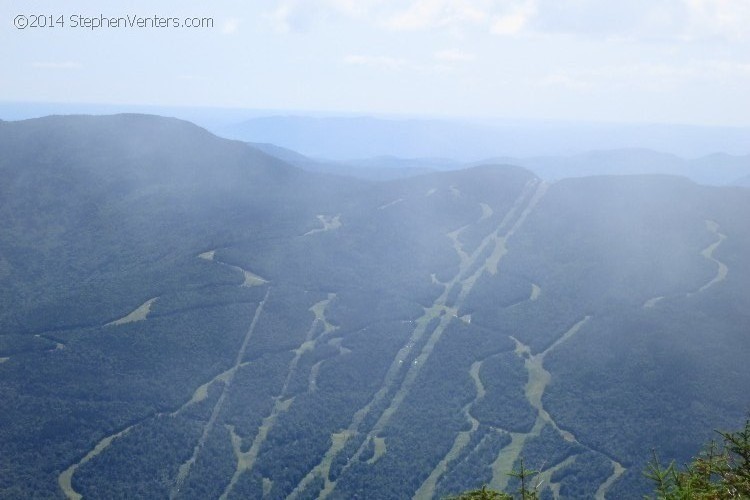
[{"xmin": 0, "ymin": 115, "xmax": 748, "ymax": 499}]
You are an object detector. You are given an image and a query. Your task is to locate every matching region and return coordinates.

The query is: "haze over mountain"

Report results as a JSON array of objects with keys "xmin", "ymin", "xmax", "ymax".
[
  {"xmin": 1, "ymin": 114, "xmax": 748, "ymax": 499},
  {"xmin": 219, "ymin": 115, "xmax": 750, "ymax": 160},
  {"xmin": 483, "ymin": 149, "xmax": 750, "ymax": 186},
  {"xmin": 251, "ymin": 140, "xmax": 750, "ymax": 187}
]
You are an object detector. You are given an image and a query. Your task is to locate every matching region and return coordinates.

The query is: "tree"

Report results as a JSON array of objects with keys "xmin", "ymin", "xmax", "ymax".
[
  {"xmin": 645, "ymin": 419, "xmax": 750, "ymax": 499},
  {"xmin": 447, "ymin": 459, "xmax": 539, "ymax": 500}
]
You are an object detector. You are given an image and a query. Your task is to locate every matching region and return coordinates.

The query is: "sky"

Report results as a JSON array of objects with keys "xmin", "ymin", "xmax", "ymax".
[{"xmin": 2, "ymin": 0, "xmax": 750, "ymax": 126}]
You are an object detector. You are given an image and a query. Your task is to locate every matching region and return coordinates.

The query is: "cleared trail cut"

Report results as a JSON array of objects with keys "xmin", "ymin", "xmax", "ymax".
[
  {"xmin": 220, "ymin": 295, "xmax": 337, "ymax": 499},
  {"xmin": 198, "ymin": 249, "xmax": 268, "ymax": 286},
  {"xmin": 290, "ymin": 181, "xmax": 548, "ymax": 500},
  {"xmin": 596, "ymin": 461, "xmax": 626, "ymax": 500},
  {"xmin": 697, "ymin": 220, "xmax": 728, "ymax": 292},
  {"xmin": 59, "ymin": 424, "xmax": 137, "ymax": 500},
  {"xmin": 170, "ymin": 287, "xmax": 270, "ymax": 499},
  {"xmin": 304, "ymin": 214, "xmax": 342, "ymax": 236},
  {"xmin": 60, "ymin": 250, "xmax": 269, "ymax": 500},
  {"xmin": 414, "ymin": 360, "xmax": 487, "ymax": 499},
  {"xmin": 378, "ymin": 198, "xmax": 404, "ymax": 210},
  {"xmin": 488, "ymin": 317, "xmax": 626, "ymax": 497},
  {"xmin": 643, "ymin": 219, "xmax": 728, "ymax": 308},
  {"xmin": 106, "ymin": 297, "xmax": 158, "ymax": 326},
  {"xmin": 414, "ymin": 182, "xmax": 548, "ymax": 499}
]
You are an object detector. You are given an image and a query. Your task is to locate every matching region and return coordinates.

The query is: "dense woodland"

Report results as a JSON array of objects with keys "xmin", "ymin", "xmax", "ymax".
[{"xmin": 0, "ymin": 115, "xmax": 748, "ymax": 498}]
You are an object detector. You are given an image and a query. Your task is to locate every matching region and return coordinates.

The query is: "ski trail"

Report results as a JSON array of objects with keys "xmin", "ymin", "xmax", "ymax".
[
  {"xmin": 60, "ymin": 251, "xmax": 267, "ymax": 500},
  {"xmin": 413, "ymin": 360, "xmax": 486, "ymax": 499},
  {"xmin": 304, "ymin": 215, "xmax": 342, "ymax": 236},
  {"xmin": 198, "ymin": 249, "xmax": 267, "ymax": 286},
  {"xmin": 198, "ymin": 250, "xmax": 216, "ymax": 261},
  {"xmin": 489, "ymin": 317, "xmax": 590, "ymax": 491},
  {"xmin": 57, "ymin": 249, "xmax": 269, "ymax": 499},
  {"xmin": 170, "ymin": 287, "xmax": 270, "ymax": 499},
  {"xmin": 288, "ymin": 180, "xmax": 546, "ymax": 500},
  {"xmin": 220, "ymin": 295, "xmax": 336, "ymax": 499},
  {"xmin": 536, "ymin": 455, "xmax": 577, "ymax": 499},
  {"xmin": 287, "ymin": 307, "xmax": 451, "ymax": 500},
  {"xmin": 595, "ymin": 461, "xmax": 626, "ymax": 500},
  {"xmin": 485, "ymin": 181, "xmax": 549, "ymax": 277},
  {"xmin": 489, "ymin": 316, "xmax": 626, "ymax": 496},
  {"xmin": 58, "ymin": 423, "xmax": 138, "ymax": 500},
  {"xmin": 479, "ymin": 202, "xmax": 493, "ymax": 221},
  {"xmin": 309, "ymin": 336, "xmax": 352, "ymax": 394},
  {"xmin": 170, "ymin": 363, "xmax": 250, "ymax": 417},
  {"xmin": 643, "ymin": 220, "xmax": 728, "ymax": 308},
  {"xmin": 366, "ymin": 437, "xmax": 387, "ymax": 465},
  {"xmin": 697, "ymin": 220, "xmax": 728, "ymax": 292},
  {"xmin": 34, "ymin": 333, "xmax": 66, "ymax": 351},
  {"xmin": 643, "ymin": 296, "xmax": 664, "ymax": 308},
  {"xmin": 106, "ymin": 297, "xmax": 158, "ymax": 326},
  {"xmin": 351, "ymin": 182, "xmax": 546, "ymax": 461},
  {"xmin": 378, "ymin": 198, "xmax": 404, "ymax": 210},
  {"xmin": 412, "ymin": 182, "xmax": 549, "ymax": 497}
]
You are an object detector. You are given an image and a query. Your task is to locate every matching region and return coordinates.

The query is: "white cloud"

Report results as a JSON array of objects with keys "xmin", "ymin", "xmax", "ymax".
[
  {"xmin": 323, "ymin": 0, "xmax": 381, "ymax": 18},
  {"xmin": 264, "ymin": 0, "xmax": 750, "ymax": 41},
  {"xmin": 265, "ymin": 1, "xmax": 316, "ymax": 33},
  {"xmin": 537, "ymin": 72, "xmax": 593, "ymax": 91},
  {"xmin": 221, "ymin": 18, "xmax": 241, "ymax": 35},
  {"xmin": 177, "ymin": 74, "xmax": 209, "ymax": 81},
  {"xmin": 383, "ymin": 0, "xmax": 489, "ymax": 31},
  {"xmin": 685, "ymin": 0, "xmax": 750, "ymax": 41},
  {"xmin": 527, "ymin": 0, "xmax": 750, "ymax": 42},
  {"xmin": 31, "ymin": 62, "xmax": 81, "ymax": 70},
  {"xmin": 434, "ymin": 48, "xmax": 476, "ymax": 62},
  {"xmin": 265, "ymin": 0, "xmax": 382, "ymax": 33},
  {"xmin": 343, "ymin": 54, "xmax": 410, "ymax": 70},
  {"xmin": 538, "ymin": 59, "xmax": 750, "ymax": 93},
  {"xmin": 490, "ymin": 0, "xmax": 537, "ymax": 36},
  {"xmin": 343, "ymin": 53, "xmax": 459, "ymax": 73}
]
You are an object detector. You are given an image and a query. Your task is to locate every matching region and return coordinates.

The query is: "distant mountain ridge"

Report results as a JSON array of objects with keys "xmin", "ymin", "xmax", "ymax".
[
  {"xmin": 482, "ymin": 148, "xmax": 750, "ymax": 186},
  {"xmin": 219, "ymin": 114, "xmax": 750, "ymax": 159},
  {"xmin": 250, "ymin": 139, "xmax": 750, "ymax": 186}
]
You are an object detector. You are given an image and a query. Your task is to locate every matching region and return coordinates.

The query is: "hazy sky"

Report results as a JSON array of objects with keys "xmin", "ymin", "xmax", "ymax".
[{"xmin": 3, "ymin": 0, "xmax": 749, "ymax": 125}]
